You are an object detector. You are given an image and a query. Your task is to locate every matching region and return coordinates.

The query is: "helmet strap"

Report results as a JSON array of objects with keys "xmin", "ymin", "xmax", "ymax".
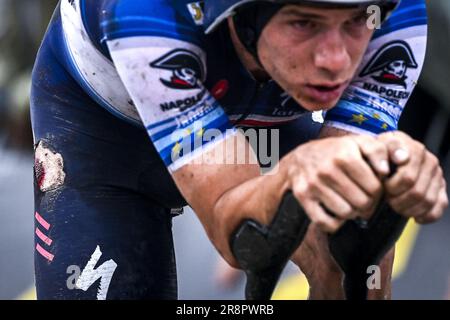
[{"xmin": 232, "ymin": 3, "xmax": 284, "ymax": 67}]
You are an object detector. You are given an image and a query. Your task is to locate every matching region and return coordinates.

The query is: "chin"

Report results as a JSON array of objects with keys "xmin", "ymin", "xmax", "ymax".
[{"xmin": 296, "ymin": 97, "xmax": 340, "ymax": 112}]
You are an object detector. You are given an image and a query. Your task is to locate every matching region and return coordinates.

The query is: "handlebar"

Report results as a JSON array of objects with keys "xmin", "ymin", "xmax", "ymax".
[
  {"xmin": 230, "ymin": 192, "xmax": 310, "ymax": 300},
  {"xmin": 230, "ymin": 164, "xmax": 408, "ymax": 300}
]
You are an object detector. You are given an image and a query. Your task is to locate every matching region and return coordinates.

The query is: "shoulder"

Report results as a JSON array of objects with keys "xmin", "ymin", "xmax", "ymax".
[
  {"xmin": 101, "ymin": 0, "xmax": 206, "ymax": 46},
  {"xmin": 373, "ymin": 0, "xmax": 427, "ymax": 39}
]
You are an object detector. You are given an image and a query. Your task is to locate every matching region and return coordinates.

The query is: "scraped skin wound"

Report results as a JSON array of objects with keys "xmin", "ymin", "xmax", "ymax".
[{"xmin": 35, "ymin": 141, "xmax": 66, "ymax": 192}]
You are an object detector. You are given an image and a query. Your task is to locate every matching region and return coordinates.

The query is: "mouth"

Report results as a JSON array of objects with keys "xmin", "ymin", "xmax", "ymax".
[{"xmin": 303, "ymin": 81, "xmax": 349, "ymax": 105}]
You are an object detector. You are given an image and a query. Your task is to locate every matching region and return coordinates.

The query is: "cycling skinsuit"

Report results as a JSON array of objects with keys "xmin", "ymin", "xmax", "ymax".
[{"xmin": 31, "ymin": 0, "xmax": 427, "ymax": 299}]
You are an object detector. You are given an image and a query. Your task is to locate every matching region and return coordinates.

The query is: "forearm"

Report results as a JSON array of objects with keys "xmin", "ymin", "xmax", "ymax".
[
  {"xmin": 210, "ymin": 127, "xmax": 353, "ymax": 267},
  {"xmin": 211, "ymin": 158, "xmax": 291, "ymax": 267},
  {"xmin": 319, "ymin": 125, "xmax": 353, "ymax": 138}
]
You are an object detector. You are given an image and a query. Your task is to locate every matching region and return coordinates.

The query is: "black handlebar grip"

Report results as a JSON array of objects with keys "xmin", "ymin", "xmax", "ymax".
[
  {"xmin": 328, "ymin": 163, "xmax": 408, "ymax": 300},
  {"xmin": 230, "ymin": 191, "xmax": 310, "ymax": 300},
  {"xmin": 328, "ymin": 202, "xmax": 408, "ymax": 299},
  {"xmin": 231, "ymin": 163, "xmax": 409, "ymax": 300}
]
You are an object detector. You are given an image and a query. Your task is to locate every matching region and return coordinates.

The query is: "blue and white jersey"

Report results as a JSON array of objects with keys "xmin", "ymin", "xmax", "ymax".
[{"xmin": 47, "ymin": 0, "xmax": 427, "ymax": 171}]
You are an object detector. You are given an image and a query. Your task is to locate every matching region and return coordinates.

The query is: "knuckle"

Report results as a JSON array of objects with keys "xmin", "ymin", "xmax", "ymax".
[
  {"xmin": 427, "ymin": 210, "xmax": 443, "ymax": 223},
  {"xmin": 371, "ymin": 142, "xmax": 386, "ymax": 155},
  {"xmin": 333, "ymin": 154, "xmax": 349, "ymax": 168},
  {"xmin": 336, "ymin": 205, "xmax": 353, "ymax": 219},
  {"xmin": 429, "ymin": 154, "xmax": 439, "ymax": 168},
  {"xmin": 357, "ymin": 196, "xmax": 373, "ymax": 211},
  {"xmin": 382, "ymin": 130, "xmax": 396, "ymax": 139},
  {"xmin": 293, "ymin": 188, "xmax": 308, "ymax": 201},
  {"xmin": 318, "ymin": 163, "xmax": 335, "ymax": 180},
  {"xmin": 307, "ymin": 175, "xmax": 320, "ymax": 191},
  {"xmin": 416, "ymin": 143, "xmax": 426, "ymax": 156},
  {"xmin": 394, "ymin": 131, "xmax": 406, "ymax": 139},
  {"xmin": 388, "ymin": 133, "xmax": 403, "ymax": 145},
  {"xmin": 401, "ymin": 172, "xmax": 416, "ymax": 188},
  {"xmin": 409, "ymin": 187, "xmax": 424, "ymax": 202},
  {"xmin": 423, "ymin": 195, "xmax": 436, "ymax": 208},
  {"xmin": 443, "ymin": 195, "xmax": 449, "ymax": 209},
  {"xmin": 439, "ymin": 166, "xmax": 445, "ymax": 178},
  {"xmin": 367, "ymin": 182, "xmax": 382, "ymax": 196}
]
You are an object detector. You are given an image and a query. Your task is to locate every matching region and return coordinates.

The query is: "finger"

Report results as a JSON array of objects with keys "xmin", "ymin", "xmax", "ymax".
[
  {"xmin": 309, "ymin": 183, "xmax": 355, "ymax": 220},
  {"xmin": 398, "ymin": 168, "xmax": 441, "ymax": 218},
  {"xmin": 353, "ymin": 136, "xmax": 390, "ymax": 177},
  {"xmin": 320, "ymin": 168, "xmax": 375, "ymax": 213},
  {"xmin": 301, "ymin": 199, "xmax": 344, "ymax": 234},
  {"xmin": 354, "ymin": 190, "xmax": 383, "ymax": 221},
  {"xmin": 415, "ymin": 186, "xmax": 448, "ymax": 224},
  {"xmin": 384, "ymin": 145, "xmax": 425, "ymax": 197},
  {"xmin": 378, "ymin": 131, "xmax": 411, "ymax": 165},
  {"xmin": 388, "ymin": 155, "xmax": 439, "ymax": 213},
  {"xmin": 292, "ymin": 183, "xmax": 345, "ymax": 232},
  {"xmin": 339, "ymin": 155, "xmax": 382, "ymax": 198}
]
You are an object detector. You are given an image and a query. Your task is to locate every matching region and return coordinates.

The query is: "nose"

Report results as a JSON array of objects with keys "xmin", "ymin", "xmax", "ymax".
[{"xmin": 313, "ymin": 29, "xmax": 351, "ymax": 76}]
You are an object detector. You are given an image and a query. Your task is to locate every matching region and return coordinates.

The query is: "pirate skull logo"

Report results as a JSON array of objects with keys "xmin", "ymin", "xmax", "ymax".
[
  {"xmin": 386, "ymin": 60, "xmax": 407, "ymax": 79},
  {"xmin": 360, "ymin": 40, "xmax": 418, "ymax": 88},
  {"xmin": 150, "ymin": 49, "xmax": 205, "ymax": 90}
]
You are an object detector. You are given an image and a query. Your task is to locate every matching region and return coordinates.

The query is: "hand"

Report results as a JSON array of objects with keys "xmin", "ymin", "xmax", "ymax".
[
  {"xmin": 285, "ymin": 134, "xmax": 391, "ymax": 233},
  {"xmin": 378, "ymin": 131, "xmax": 449, "ymax": 224}
]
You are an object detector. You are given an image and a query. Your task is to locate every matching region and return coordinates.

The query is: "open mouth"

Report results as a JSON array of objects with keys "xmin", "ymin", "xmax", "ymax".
[
  {"xmin": 303, "ymin": 82, "xmax": 349, "ymax": 104},
  {"xmin": 311, "ymin": 84, "xmax": 343, "ymax": 92}
]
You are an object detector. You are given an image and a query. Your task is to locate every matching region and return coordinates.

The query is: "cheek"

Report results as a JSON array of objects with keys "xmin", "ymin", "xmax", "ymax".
[
  {"xmin": 348, "ymin": 33, "xmax": 374, "ymax": 69},
  {"xmin": 259, "ymin": 36, "xmax": 309, "ymax": 85}
]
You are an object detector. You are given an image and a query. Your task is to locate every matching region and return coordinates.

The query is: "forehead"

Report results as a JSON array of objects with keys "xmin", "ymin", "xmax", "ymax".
[
  {"xmin": 390, "ymin": 60, "xmax": 406, "ymax": 64},
  {"xmin": 277, "ymin": 4, "xmax": 367, "ymax": 20}
]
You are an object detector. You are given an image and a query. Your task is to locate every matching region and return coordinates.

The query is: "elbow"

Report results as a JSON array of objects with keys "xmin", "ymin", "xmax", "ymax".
[{"xmin": 208, "ymin": 199, "xmax": 241, "ymax": 269}]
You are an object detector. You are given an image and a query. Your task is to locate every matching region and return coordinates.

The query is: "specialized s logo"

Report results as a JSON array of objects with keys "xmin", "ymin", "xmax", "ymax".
[
  {"xmin": 150, "ymin": 49, "xmax": 205, "ymax": 90},
  {"xmin": 360, "ymin": 41, "xmax": 418, "ymax": 89}
]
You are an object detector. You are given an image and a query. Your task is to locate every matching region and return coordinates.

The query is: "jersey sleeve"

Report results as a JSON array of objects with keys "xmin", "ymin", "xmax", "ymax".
[
  {"xmin": 324, "ymin": 0, "xmax": 428, "ymax": 135},
  {"xmin": 102, "ymin": 0, "xmax": 235, "ymax": 173}
]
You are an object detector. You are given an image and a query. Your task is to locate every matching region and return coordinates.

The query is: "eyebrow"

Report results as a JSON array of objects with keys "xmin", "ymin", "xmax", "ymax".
[
  {"xmin": 280, "ymin": 7, "xmax": 367, "ymax": 20},
  {"xmin": 280, "ymin": 9, "xmax": 327, "ymax": 20}
]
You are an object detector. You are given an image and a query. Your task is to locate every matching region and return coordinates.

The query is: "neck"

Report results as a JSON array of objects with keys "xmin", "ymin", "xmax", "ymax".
[{"xmin": 227, "ymin": 18, "xmax": 270, "ymax": 83}]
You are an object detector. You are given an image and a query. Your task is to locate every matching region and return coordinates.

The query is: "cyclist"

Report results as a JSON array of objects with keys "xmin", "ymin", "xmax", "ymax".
[{"xmin": 31, "ymin": 0, "xmax": 447, "ymax": 299}]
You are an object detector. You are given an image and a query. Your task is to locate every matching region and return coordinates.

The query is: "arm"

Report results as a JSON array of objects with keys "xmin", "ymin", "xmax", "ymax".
[
  {"xmin": 101, "ymin": 7, "xmax": 292, "ymax": 265},
  {"xmin": 106, "ymin": 33, "xmax": 388, "ymax": 266},
  {"xmin": 102, "ymin": 1, "xmax": 402, "ymax": 269}
]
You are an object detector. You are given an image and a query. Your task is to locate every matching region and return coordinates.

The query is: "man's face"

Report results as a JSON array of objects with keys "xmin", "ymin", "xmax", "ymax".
[
  {"xmin": 386, "ymin": 60, "xmax": 407, "ymax": 78},
  {"xmin": 257, "ymin": 5, "xmax": 375, "ymax": 111}
]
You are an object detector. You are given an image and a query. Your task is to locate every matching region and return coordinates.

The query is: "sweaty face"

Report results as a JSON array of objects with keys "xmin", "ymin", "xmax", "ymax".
[{"xmin": 257, "ymin": 5, "xmax": 375, "ymax": 111}]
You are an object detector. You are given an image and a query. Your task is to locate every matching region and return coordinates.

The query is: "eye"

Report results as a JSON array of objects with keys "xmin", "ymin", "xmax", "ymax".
[
  {"xmin": 346, "ymin": 13, "xmax": 368, "ymax": 27},
  {"xmin": 291, "ymin": 20, "xmax": 317, "ymax": 31}
]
